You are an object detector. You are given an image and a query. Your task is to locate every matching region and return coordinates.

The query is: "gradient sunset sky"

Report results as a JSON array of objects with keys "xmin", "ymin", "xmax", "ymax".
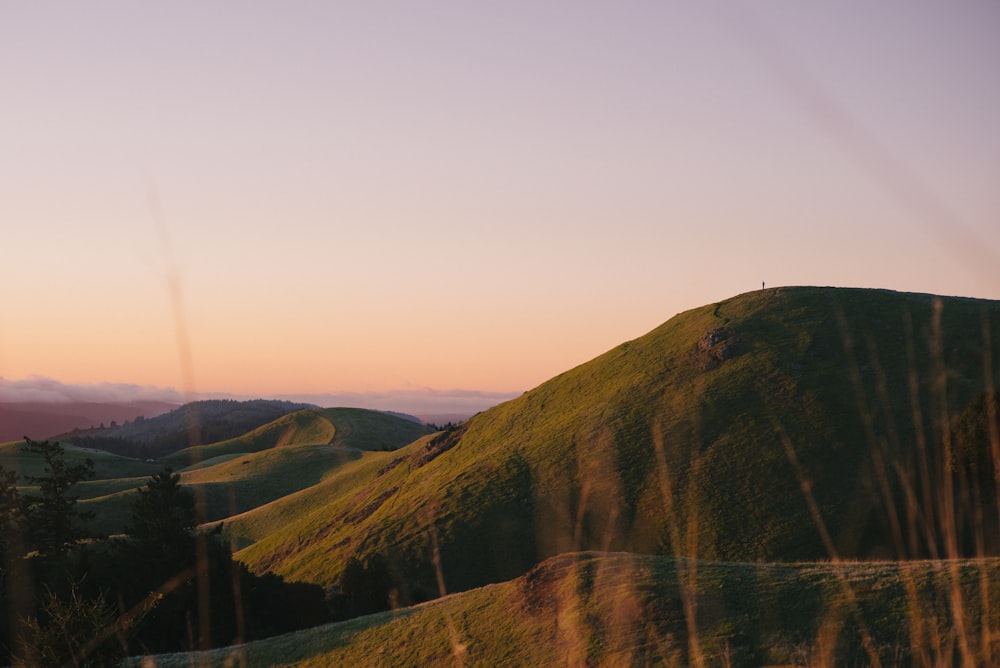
[{"xmin": 1, "ymin": 2, "xmax": 998, "ymax": 406}]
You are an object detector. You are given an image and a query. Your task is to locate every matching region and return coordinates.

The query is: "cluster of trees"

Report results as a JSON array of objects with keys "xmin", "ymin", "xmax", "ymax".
[
  {"xmin": 330, "ymin": 554, "xmax": 395, "ymax": 620},
  {"xmin": 425, "ymin": 421, "xmax": 461, "ymax": 432},
  {"xmin": 0, "ymin": 439, "xmax": 328, "ymax": 666},
  {"xmin": 327, "ymin": 552, "xmax": 438, "ymax": 622}
]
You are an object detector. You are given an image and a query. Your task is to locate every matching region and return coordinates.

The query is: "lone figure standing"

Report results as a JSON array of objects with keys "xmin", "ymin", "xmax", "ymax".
[{"xmin": 762, "ymin": 281, "xmax": 765, "ymax": 290}]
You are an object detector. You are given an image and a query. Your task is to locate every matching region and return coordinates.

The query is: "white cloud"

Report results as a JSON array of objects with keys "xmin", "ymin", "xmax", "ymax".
[
  {"xmin": 267, "ymin": 388, "xmax": 520, "ymax": 417},
  {"xmin": 0, "ymin": 376, "xmax": 185, "ymax": 405},
  {"xmin": 0, "ymin": 376, "xmax": 517, "ymax": 418}
]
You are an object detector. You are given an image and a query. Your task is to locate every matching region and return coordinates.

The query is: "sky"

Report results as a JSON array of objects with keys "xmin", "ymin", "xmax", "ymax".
[{"xmin": 1, "ymin": 2, "xmax": 998, "ymax": 412}]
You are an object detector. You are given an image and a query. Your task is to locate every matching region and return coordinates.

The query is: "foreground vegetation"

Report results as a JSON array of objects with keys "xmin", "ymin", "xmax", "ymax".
[
  {"xmin": 138, "ymin": 552, "xmax": 1000, "ymax": 667},
  {"xmin": 0, "ymin": 408, "xmax": 432, "ymax": 664},
  {"xmin": 0, "ymin": 439, "xmax": 330, "ymax": 665}
]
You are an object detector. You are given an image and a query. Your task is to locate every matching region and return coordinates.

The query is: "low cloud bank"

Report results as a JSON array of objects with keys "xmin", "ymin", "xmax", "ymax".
[
  {"xmin": 0, "ymin": 376, "xmax": 185, "ymax": 405},
  {"xmin": 0, "ymin": 377, "xmax": 519, "ymax": 418},
  {"xmin": 268, "ymin": 388, "xmax": 521, "ymax": 418}
]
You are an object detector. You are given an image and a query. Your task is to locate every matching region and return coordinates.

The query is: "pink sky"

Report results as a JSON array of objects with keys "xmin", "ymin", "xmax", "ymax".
[{"xmin": 1, "ymin": 2, "xmax": 998, "ymax": 405}]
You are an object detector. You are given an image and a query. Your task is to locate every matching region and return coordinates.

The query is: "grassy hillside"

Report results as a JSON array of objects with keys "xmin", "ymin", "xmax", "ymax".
[
  {"xmin": 63, "ymin": 399, "xmax": 315, "ymax": 459},
  {"xmin": 0, "ymin": 440, "xmax": 166, "ymax": 537},
  {"xmin": 232, "ymin": 287, "xmax": 1000, "ymax": 597},
  {"xmin": 138, "ymin": 551, "xmax": 1000, "ymax": 667},
  {"xmin": 2, "ymin": 408, "xmax": 432, "ymax": 538},
  {"xmin": 161, "ymin": 407, "xmax": 431, "ymax": 468},
  {"xmin": 75, "ymin": 445, "xmax": 369, "ymax": 535},
  {"xmin": 0, "ymin": 440, "xmax": 162, "ymax": 482},
  {"xmin": 6, "ymin": 287, "xmax": 999, "ymax": 665},
  {"xmin": 219, "ymin": 440, "xmax": 419, "ymax": 553}
]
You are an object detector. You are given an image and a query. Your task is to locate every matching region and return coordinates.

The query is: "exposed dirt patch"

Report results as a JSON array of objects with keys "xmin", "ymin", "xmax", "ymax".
[
  {"xmin": 409, "ymin": 425, "xmax": 468, "ymax": 467},
  {"xmin": 345, "ymin": 488, "xmax": 397, "ymax": 524},
  {"xmin": 696, "ymin": 327, "xmax": 741, "ymax": 369},
  {"xmin": 520, "ymin": 558, "xmax": 564, "ymax": 615},
  {"xmin": 376, "ymin": 457, "xmax": 405, "ymax": 477}
]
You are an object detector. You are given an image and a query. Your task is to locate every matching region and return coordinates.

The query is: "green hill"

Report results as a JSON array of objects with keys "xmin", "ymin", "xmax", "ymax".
[
  {"xmin": 62, "ymin": 399, "xmax": 316, "ymax": 459},
  {"xmin": 75, "ymin": 445, "xmax": 368, "ymax": 535},
  {"xmin": 160, "ymin": 407, "xmax": 432, "ymax": 468},
  {"xmin": 14, "ymin": 408, "xmax": 433, "ymax": 538},
  {"xmin": 231, "ymin": 287, "xmax": 1000, "ymax": 597},
  {"xmin": 142, "ymin": 551, "xmax": 1000, "ymax": 667},
  {"xmin": 0, "ymin": 440, "xmax": 162, "ymax": 483},
  {"xmin": 218, "ymin": 438, "xmax": 428, "ymax": 553}
]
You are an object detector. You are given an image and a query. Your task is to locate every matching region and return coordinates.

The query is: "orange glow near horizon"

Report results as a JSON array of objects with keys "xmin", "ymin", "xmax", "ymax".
[{"xmin": 1, "ymin": 3, "xmax": 998, "ymax": 401}]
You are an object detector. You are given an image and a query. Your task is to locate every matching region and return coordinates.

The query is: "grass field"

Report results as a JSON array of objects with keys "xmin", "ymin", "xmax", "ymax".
[
  {"xmin": 0, "ymin": 440, "xmax": 163, "ymax": 482},
  {"xmin": 161, "ymin": 407, "xmax": 432, "ymax": 468},
  {"xmin": 3, "ymin": 408, "xmax": 432, "ymax": 538},
  {"xmin": 133, "ymin": 552, "xmax": 1000, "ymax": 667}
]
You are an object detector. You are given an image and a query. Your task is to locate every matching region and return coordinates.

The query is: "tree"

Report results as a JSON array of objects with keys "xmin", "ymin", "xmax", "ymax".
[
  {"xmin": 116, "ymin": 468, "xmax": 198, "ymax": 642},
  {"xmin": 124, "ymin": 468, "xmax": 196, "ymax": 557},
  {"xmin": 4, "ymin": 443, "xmax": 99, "ymax": 664},
  {"xmin": 117, "ymin": 469, "xmax": 328, "ymax": 652},
  {"xmin": 21, "ymin": 438, "xmax": 96, "ymax": 557},
  {"xmin": 0, "ymin": 465, "xmax": 24, "ymax": 560},
  {"xmin": 332, "ymin": 553, "xmax": 394, "ymax": 619},
  {"xmin": 1, "ymin": 459, "xmax": 330, "ymax": 661},
  {"xmin": 116, "ymin": 468, "xmax": 204, "ymax": 652}
]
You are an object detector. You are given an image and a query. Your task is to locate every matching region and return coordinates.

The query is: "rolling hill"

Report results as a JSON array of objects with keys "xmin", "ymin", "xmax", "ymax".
[
  {"xmin": 3, "ymin": 407, "xmax": 433, "ymax": 538},
  {"xmin": 228, "ymin": 287, "xmax": 1000, "ymax": 599},
  {"xmin": 5, "ymin": 286, "xmax": 999, "ymax": 665},
  {"xmin": 143, "ymin": 551, "xmax": 1000, "ymax": 667},
  {"xmin": 160, "ymin": 406, "xmax": 431, "ymax": 468},
  {"xmin": 61, "ymin": 399, "xmax": 316, "ymax": 460}
]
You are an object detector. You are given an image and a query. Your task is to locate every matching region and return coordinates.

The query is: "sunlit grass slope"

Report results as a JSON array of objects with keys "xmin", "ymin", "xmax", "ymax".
[
  {"xmin": 139, "ymin": 551, "xmax": 1000, "ymax": 667},
  {"xmin": 0, "ymin": 441, "xmax": 166, "ymax": 535},
  {"xmin": 77, "ymin": 446, "xmax": 369, "ymax": 535},
  {"xmin": 234, "ymin": 287, "xmax": 1000, "ymax": 596},
  {"xmin": 62, "ymin": 399, "xmax": 315, "ymax": 459},
  {"xmin": 67, "ymin": 409, "xmax": 430, "ymax": 536},
  {"xmin": 0, "ymin": 440, "xmax": 161, "ymax": 482},
  {"xmin": 161, "ymin": 407, "xmax": 431, "ymax": 467},
  {"xmin": 220, "ymin": 438, "xmax": 430, "ymax": 552}
]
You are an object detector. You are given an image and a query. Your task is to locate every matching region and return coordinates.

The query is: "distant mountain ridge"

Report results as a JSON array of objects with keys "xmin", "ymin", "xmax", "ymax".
[
  {"xmin": 0, "ymin": 400, "xmax": 177, "ymax": 443},
  {"xmin": 61, "ymin": 399, "xmax": 316, "ymax": 459}
]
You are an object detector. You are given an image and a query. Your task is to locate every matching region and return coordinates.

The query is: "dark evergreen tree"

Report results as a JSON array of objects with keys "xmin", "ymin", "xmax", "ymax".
[
  {"xmin": 20, "ymin": 438, "xmax": 95, "ymax": 557},
  {"xmin": 0, "ymin": 451, "xmax": 329, "ymax": 662},
  {"xmin": 0, "ymin": 465, "xmax": 23, "ymax": 560},
  {"xmin": 124, "ymin": 468, "xmax": 196, "ymax": 567},
  {"xmin": 113, "ymin": 467, "xmax": 202, "ymax": 652},
  {"xmin": 0, "ymin": 465, "xmax": 24, "ymax": 663},
  {"xmin": 113, "ymin": 469, "xmax": 328, "ymax": 652},
  {"xmin": 331, "ymin": 553, "xmax": 394, "ymax": 619}
]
